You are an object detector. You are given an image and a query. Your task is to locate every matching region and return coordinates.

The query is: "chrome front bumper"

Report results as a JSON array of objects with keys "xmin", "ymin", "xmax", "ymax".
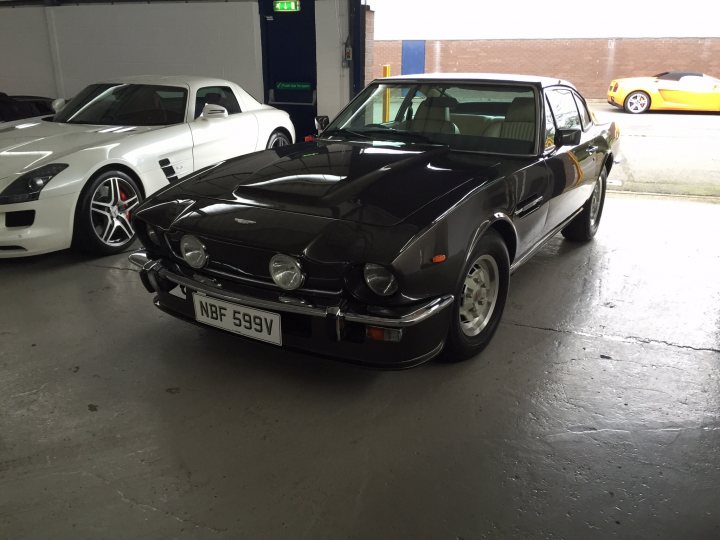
[{"xmin": 129, "ymin": 250, "xmax": 454, "ymax": 330}]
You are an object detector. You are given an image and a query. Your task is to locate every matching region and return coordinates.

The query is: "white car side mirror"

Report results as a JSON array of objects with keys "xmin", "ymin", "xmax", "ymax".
[
  {"xmin": 200, "ymin": 103, "xmax": 228, "ymax": 120},
  {"xmin": 52, "ymin": 98, "xmax": 66, "ymax": 113}
]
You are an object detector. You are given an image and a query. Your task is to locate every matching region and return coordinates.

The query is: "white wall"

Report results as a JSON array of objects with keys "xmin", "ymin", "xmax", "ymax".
[
  {"xmin": 0, "ymin": 8, "xmax": 56, "ymax": 96},
  {"xmin": 315, "ymin": 0, "xmax": 351, "ymax": 118},
  {"xmin": 1, "ymin": 1, "xmax": 351, "ymax": 117},
  {"xmin": 0, "ymin": 2, "xmax": 264, "ymax": 100}
]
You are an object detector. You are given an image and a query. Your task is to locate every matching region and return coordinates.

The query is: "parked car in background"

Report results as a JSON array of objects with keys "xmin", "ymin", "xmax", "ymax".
[
  {"xmin": 0, "ymin": 75, "xmax": 294, "ymax": 257},
  {"xmin": 129, "ymin": 73, "xmax": 619, "ymax": 368},
  {"xmin": 608, "ymin": 71, "xmax": 720, "ymax": 113},
  {"xmin": 0, "ymin": 93, "xmax": 54, "ymax": 122}
]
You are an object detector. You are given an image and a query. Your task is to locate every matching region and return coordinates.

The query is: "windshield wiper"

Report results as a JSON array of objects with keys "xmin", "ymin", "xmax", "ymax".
[
  {"xmin": 321, "ymin": 128, "xmax": 373, "ymax": 140},
  {"xmin": 359, "ymin": 129, "xmax": 444, "ymax": 145}
]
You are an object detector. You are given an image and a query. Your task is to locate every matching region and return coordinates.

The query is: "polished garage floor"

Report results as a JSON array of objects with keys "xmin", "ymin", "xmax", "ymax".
[{"xmin": 1, "ymin": 194, "xmax": 719, "ymax": 539}]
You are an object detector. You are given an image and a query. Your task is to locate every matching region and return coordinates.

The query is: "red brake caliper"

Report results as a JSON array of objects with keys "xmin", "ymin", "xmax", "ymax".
[{"xmin": 119, "ymin": 189, "xmax": 130, "ymax": 219}]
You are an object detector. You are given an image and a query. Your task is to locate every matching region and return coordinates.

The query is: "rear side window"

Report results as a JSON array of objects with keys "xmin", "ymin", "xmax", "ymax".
[
  {"xmin": 195, "ymin": 86, "xmax": 241, "ymax": 118},
  {"xmin": 543, "ymin": 97, "xmax": 556, "ymax": 150},
  {"xmin": 546, "ymin": 88, "xmax": 581, "ymax": 130},
  {"xmin": 572, "ymin": 93, "xmax": 592, "ymax": 130}
]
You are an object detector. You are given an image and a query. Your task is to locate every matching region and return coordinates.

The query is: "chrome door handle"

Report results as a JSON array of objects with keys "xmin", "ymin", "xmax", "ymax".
[
  {"xmin": 516, "ymin": 195, "xmax": 544, "ymax": 216},
  {"xmin": 587, "ymin": 145, "xmax": 599, "ymax": 153}
]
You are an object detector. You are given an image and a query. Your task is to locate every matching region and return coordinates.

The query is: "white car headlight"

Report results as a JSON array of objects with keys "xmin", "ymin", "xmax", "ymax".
[
  {"xmin": 0, "ymin": 163, "xmax": 68, "ymax": 204},
  {"xmin": 363, "ymin": 264, "xmax": 398, "ymax": 296},
  {"xmin": 180, "ymin": 235, "xmax": 208, "ymax": 269},
  {"xmin": 269, "ymin": 254, "xmax": 305, "ymax": 290}
]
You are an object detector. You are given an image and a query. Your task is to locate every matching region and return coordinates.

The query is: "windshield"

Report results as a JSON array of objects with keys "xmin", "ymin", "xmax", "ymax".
[
  {"xmin": 323, "ymin": 82, "xmax": 538, "ymax": 155},
  {"xmin": 53, "ymin": 83, "xmax": 188, "ymax": 126}
]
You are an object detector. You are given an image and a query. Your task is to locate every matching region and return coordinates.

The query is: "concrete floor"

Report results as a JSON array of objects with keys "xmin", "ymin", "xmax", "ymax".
[{"xmin": 1, "ymin": 194, "xmax": 719, "ymax": 539}]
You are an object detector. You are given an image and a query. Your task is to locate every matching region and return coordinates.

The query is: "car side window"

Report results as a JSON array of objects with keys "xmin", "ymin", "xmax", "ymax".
[
  {"xmin": 572, "ymin": 92, "xmax": 592, "ymax": 130},
  {"xmin": 546, "ymin": 88, "xmax": 581, "ymax": 131},
  {"xmin": 543, "ymin": 96, "xmax": 556, "ymax": 151},
  {"xmin": 679, "ymin": 75, "xmax": 712, "ymax": 88},
  {"xmin": 195, "ymin": 86, "xmax": 242, "ymax": 118}
]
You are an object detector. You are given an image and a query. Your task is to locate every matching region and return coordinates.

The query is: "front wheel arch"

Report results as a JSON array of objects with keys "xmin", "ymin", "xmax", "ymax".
[
  {"xmin": 87, "ymin": 163, "xmax": 146, "ymax": 198},
  {"xmin": 464, "ymin": 216, "xmax": 518, "ymax": 279},
  {"xmin": 266, "ymin": 128, "xmax": 293, "ymax": 149}
]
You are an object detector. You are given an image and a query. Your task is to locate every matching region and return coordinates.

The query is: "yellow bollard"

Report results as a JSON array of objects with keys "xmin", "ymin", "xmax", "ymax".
[{"xmin": 382, "ymin": 64, "xmax": 391, "ymax": 123}]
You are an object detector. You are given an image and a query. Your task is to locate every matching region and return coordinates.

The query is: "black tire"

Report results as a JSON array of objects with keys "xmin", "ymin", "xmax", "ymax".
[
  {"xmin": 442, "ymin": 229, "xmax": 510, "ymax": 362},
  {"xmin": 266, "ymin": 129, "xmax": 291, "ymax": 149},
  {"xmin": 73, "ymin": 169, "xmax": 143, "ymax": 255},
  {"xmin": 561, "ymin": 167, "xmax": 607, "ymax": 242},
  {"xmin": 623, "ymin": 91, "xmax": 650, "ymax": 114}
]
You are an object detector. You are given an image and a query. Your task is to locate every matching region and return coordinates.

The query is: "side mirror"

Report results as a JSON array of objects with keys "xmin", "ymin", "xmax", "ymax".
[
  {"xmin": 555, "ymin": 128, "xmax": 581, "ymax": 147},
  {"xmin": 314, "ymin": 115, "xmax": 329, "ymax": 132},
  {"xmin": 200, "ymin": 103, "xmax": 228, "ymax": 120},
  {"xmin": 52, "ymin": 98, "xmax": 66, "ymax": 113}
]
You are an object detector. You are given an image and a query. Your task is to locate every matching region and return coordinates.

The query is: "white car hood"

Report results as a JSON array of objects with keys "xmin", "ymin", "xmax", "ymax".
[{"xmin": 0, "ymin": 118, "xmax": 158, "ymax": 181}]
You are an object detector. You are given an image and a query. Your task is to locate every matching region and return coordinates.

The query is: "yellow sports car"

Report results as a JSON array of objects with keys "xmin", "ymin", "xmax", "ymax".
[{"xmin": 607, "ymin": 71, "xmax": 720, "ymax": 113}]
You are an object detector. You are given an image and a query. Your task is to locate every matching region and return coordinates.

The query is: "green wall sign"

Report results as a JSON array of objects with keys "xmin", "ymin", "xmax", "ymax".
[
  {"xmin": 273, "ymin": 1, "xmax": 301, "ymax": 12},
  {"xmin": 276, "ymin": 82, "xmax": 312, "ymax": 91}
]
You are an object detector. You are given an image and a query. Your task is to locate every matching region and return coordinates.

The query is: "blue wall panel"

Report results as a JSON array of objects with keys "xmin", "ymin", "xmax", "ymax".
[{"xmin": 401, "ymin": 40, "xmax": 426, "ymax": 75}]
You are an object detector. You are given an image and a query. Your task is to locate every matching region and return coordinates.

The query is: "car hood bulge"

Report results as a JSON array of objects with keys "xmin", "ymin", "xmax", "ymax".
[
  {"xmin": 0, "ymin": 119, "xmax": 157, "ymax": 182},
  {"xmin": 168, "ymin": 141, "xmax": 500, "ymax": 227}
]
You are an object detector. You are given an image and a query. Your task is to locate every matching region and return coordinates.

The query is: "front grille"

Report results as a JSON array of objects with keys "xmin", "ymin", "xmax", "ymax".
[
  {"xmin": 165, "ymin": 230, "xmax": 345, "ymax": 295},
  {"xmin": 5, "ymin": 210, "xmax": 35, "ymax": 228}
]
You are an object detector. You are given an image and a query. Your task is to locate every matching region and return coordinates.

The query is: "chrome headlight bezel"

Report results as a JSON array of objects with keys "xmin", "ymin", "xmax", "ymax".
[
  {"xmin": 180, "ymin": 234, "xmax": 208, "ymax": 269},
  {"xmin": 363, "ymin": 263, "xmax": 399, "ymax": 297},
  {"xmin": 0, "ymin": 163, "xmax": 69, "ymax": 204},
  {"xmin": 269, "ymin": 254, "xmax": 305, "ymax": 291}
]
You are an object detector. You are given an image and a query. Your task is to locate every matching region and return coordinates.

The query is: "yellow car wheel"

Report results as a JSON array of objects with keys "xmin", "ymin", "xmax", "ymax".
[{"xmin": 624, "ymin": 91, "xmax": 651, "ymax": 114}]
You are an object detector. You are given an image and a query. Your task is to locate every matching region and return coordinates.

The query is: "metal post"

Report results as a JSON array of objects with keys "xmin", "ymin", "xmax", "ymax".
[{"xmin": 382, "ymin": 64, "xmax": 391, "ymax": 122}]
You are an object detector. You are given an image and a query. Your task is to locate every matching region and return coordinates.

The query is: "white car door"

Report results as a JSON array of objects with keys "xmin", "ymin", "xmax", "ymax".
[{"xmin": 189, "ymin": 85, "xmax": 259, "ymax": 171}]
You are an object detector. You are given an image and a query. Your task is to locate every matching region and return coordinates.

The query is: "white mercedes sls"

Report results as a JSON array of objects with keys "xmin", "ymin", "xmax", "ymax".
[{"xmin": 0, "ymin": 75, "xmax": 295, "ymax": 257}]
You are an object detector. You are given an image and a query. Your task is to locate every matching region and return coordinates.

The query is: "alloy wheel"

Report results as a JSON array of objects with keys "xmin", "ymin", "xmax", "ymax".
[
  {"xmin": 89, "ymin": 176, "xmax": 140, "ymax": 246},
  {"xmin": 270, "ymin": 134, "xmax": 289, "ymax": 148},
  {"xmin": 626, "ymin": 92, "xmax": 649, "ymax": 113},
  {"xmin": 589, "ymin": 177, "xmax": 603, "ymax": 227},
  {"xmin": 459, "ymin": 254, "xmax": 500, "ymax": 337}
]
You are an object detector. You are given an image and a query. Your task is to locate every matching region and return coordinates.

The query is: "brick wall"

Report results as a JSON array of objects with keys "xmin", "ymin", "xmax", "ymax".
[{"xmin": 365, "ymin": 37, "xmax": 720, "ymax": 98}]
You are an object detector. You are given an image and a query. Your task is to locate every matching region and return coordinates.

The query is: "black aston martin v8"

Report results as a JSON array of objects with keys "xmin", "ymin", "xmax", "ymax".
[{"xmin": 129, "ymin": 74, "xmax": 619, "ymax": 368}]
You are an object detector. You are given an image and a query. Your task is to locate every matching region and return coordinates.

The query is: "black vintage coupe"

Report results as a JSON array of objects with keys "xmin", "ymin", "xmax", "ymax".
[{"xmin": 129, "ymin": 74, "xmax": 619, "ymax": 368}]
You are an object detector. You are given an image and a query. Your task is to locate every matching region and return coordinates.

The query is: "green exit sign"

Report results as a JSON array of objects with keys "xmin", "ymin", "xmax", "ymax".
[{"xmin": 273, "ymin": 1, "xmax": 301, "ymax": 12}]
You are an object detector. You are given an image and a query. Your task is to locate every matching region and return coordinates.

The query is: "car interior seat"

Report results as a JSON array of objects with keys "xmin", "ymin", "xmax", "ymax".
[
  {"xmin": 495, "ymin": 97, "xmax": 536, "ymax": 142},
  {"xmin": 412, "ymin": 97, "xmax": 459, "ymax": 135}
]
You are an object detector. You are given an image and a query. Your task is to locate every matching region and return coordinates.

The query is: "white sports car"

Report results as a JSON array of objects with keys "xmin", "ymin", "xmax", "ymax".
[{"xmin": 0, "ymin": 75, "xmax": 295, "ymax": 257}]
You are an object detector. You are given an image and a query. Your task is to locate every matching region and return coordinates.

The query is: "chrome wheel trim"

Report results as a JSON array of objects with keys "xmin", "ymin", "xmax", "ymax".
[
  {"xmin": 459, "ymin": 254, "xmax": 500, "ymax": 337},
  {"xmin": 89, "ymin": 176, "xmax": 140, "ymax": 246},
  {"xmin": 627, "ymin": 93, "xmax": 648, "ymax": 113},
  {"xmin": 589, "ymin": 176, "xmax": 603, "ymax": 227}
]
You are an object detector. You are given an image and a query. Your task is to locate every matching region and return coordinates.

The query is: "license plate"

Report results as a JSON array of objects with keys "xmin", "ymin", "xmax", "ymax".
[{"xmin": 192, "ymin": 293, "xmax": 282, "ymax": 346}]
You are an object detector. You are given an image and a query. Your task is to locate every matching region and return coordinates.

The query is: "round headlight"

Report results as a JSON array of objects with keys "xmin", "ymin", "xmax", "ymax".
[
  {"xmin": 180, "ymin": 235, "xmax": 208, "ymax": 269},
  {"xmin": 269, "ymin": 254, "xmax": 305, "ymax": 290},
  {"xmin": 363, "ymin": 264, "xmax": 398, "ymax": 296}
]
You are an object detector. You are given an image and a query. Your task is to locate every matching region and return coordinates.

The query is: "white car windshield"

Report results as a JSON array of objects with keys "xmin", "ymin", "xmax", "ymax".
[
  {"xmin": 53, "ymin": 83, "xmax": 187, "ymax": 126},
  {"xmin": 323, "ymin": 82, "xmax": 538, "ymax": 155}
]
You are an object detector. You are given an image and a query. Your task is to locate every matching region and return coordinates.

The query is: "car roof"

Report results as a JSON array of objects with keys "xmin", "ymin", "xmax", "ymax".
[
  {"xmin": 100, "ymin": 75, "xmax": 235, "ymax": 88},
  {"xmin": 376, "ymin": 72, "xmax": 575, "ymax": 89}
]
